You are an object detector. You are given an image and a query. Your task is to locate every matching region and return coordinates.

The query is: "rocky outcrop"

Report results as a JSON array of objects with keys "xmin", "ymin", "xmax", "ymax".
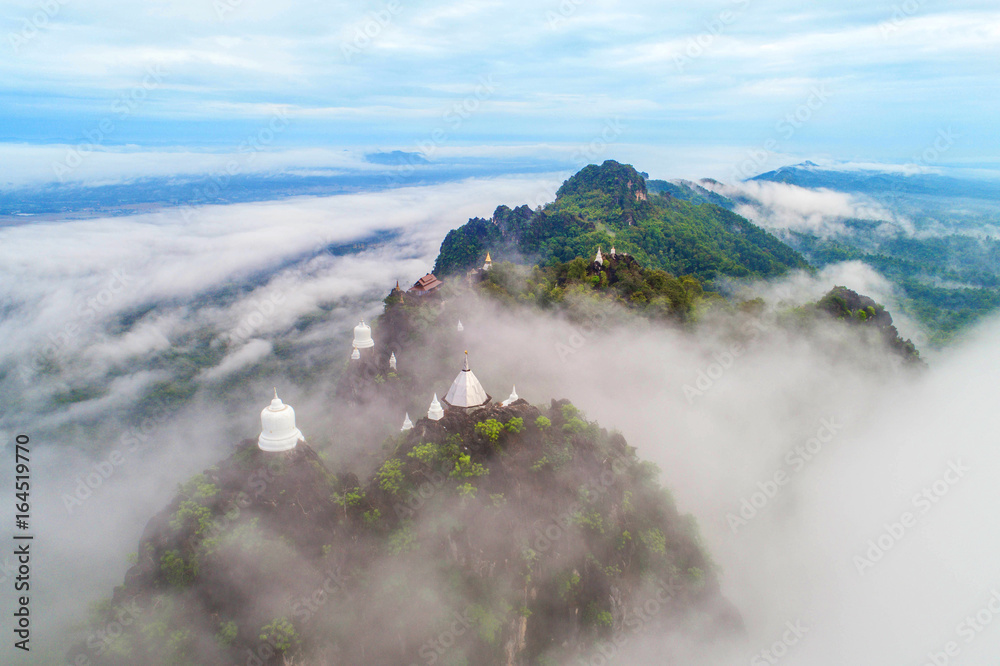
[{"xmin": 816, "ymin": 286, "xmax": 923, "ymax": 364}]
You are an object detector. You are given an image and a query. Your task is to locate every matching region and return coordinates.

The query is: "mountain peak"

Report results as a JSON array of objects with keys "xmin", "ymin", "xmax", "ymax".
[
  {"xmin": 433, "ymin": 160, "xmax": 809, "ymax": 279},
  {"xmin": 556, "ymin": 160, "xmax": 649, "ymax": 208},
  {"xmin": 78, "ymin": 397, "xmax": 743, "ymax": 664}
]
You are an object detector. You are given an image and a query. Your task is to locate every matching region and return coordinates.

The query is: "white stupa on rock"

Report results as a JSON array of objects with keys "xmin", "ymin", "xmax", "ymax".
[
  {"xmin": 389, "ymin": 352, "xmax": 397, "ymax": 371},
  {"xmin": 428, "ymin": 394, "xmax": 445, "ymax": 421},
  {"xmin": 258, "ymin": 389, "xmax": 305, "ymax": 452},
  {"xmin": 350, "ymin": 347, "xmax": 360, "ymax": 360},
  {"xmin": 401, "ymin": 412, "xmax": 413, "ymax": 431},
  {"xmin": 353, "ymin": 320, "xmax": 374, "ymax": 349},
  {"xmin": 442, "ymin": 351, "xmax": 491, "ymax": 409},
  {"xmin": 457, "ymin": 320, "xmax": 464, "ymax": 332},
  {"xmin": 610, "ymin": 246, "xmax": 616, "ymax": 256},
  {"xmin": 501, "ymin": 385, "xmax": 519, "ymax": 407},
  {"xmin": 595, "ymin": 247, "xmax": 604, "ymax": 265}
]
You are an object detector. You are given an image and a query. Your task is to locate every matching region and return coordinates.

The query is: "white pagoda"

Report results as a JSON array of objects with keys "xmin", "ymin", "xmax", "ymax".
[
  {"xmin": 442, "ymin": 351, "xmax": 491, "ymax": 409},
  {"xmin": 353, "ymin": 320, "xmax": 374, "ymax": 349},
  {"xmin": 428, "ymin": 394, "xmax": 445, "ymax": 421},
  {"xmin": 258, "ymin": 389, "xmax": 305, "ymax": 452}
]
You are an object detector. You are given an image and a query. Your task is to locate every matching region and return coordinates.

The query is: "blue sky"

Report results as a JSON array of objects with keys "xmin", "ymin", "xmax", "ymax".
[{"xmin": 2, "ymin": 0, "xmax": 999, "ymax": 184}]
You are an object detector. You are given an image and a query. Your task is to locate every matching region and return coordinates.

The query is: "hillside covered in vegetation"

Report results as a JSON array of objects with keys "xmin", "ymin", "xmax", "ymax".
[
  {"xmin": 787, "ymin": 228, "xmax": 1000, "ymax": 345},
  {"xmin": 649, "ymin": 168, "xmax": 1000, "ymax": 346},
  {"xmin": 810, "ymin": 286, "xmax": 922, "ymax": 364},
  {"xmin": 75, "ymin": 399, "xmax": 742, "ymax": 665},
  {"xmin": 454, "ymin": 253, "xmax": 921, "ymax": 366},
  {"xmin": 474, "ymin": 253, "xmax": 706, "ymax": 322},
  {"xmin": 433, "ymin": 161, "xmax": 809, "ymax": 282}
]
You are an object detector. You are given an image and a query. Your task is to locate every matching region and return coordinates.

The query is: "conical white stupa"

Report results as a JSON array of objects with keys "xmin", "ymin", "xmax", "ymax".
[
  {"xmin": 610, "ymin": 246, "xmax": 616, "ymax": 256},
  {"xmin": 351, "ymin": 347, "xmax": 360, "ymax": 360},
  {"xmin": 457, "ymin": 320, "xmax": 465, "ymax": 332},
  {"xmin": 502, "ymin": 385, "xmax": 519, "ymax": 407},
  {"xmin": 353, "ymin": 319, "xmax": 375, "ymax": 349},
  {"xmin": 428, "ymin": 394, "xmax": 445, "ymax": 421},
  {"xmin": 401, "ymin": 412, "xmax": 413, "ymax": 431},
  {"xmin": 389, "ymin": 352, "xmax": 397, "ymax": 371},
  {"xmin": 258, "ymin": 389, "xmax": 305, "ymax": 452},
  {"xmin": 595, "ymin": 247, "xmax": 604, "ymax": 265},
  {"xmin": 443, "ymin": 351, "xmax": 490, "ymax": 409}
]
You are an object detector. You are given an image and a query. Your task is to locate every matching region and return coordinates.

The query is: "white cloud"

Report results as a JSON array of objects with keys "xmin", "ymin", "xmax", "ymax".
[
  {"xmin": 612, "ymin": 10, "xmax": 1000, "ymax": 71},
  {"xmin": 3, "ymin": 2, "xmax": 999, "ymax": 168},
  {"xmin": 704, "ymin": 179, "xmax": 907, "ymax": 237},
  {"xmin": 198, "ymin": 338, "xmax": 272, "ymax": 382},
  {"xmin": 0, "ymin": 174, "xmax": 560, "ymax": 396}
]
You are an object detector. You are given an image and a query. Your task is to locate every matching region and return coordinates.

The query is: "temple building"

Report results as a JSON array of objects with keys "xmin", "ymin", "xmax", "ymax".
[
  {"xmin": 428, "ymin": 394, "xmax": 445, "ymax": 420},
  {"xmin": 442, "ymin": 351, "xmax": 491, "ymax": 409},
  {"xmin": 353, "ymin": 319, "xmax": 374, "ymax": 348},
  {"xmin": 408, "ymin": 273, "xmax": 443, "ymax": 296},
  {"xmin": 258, "ymin": 389, "xmax": 305, "ymax": 452},
  {"xmin": 338, "ymin": 318, "xmax": 383, "ymax": 403},
  {"xmin": 466, "ymin": 252, "xmax": 495, "ymax": 285}
]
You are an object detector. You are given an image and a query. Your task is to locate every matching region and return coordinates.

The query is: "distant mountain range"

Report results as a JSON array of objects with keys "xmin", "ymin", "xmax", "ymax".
[
  {"xmin": 0, "ymin": 157, "xmax": 566, "ymax": 218},
  {"xmin": 363, "ymin": 150, "xmax": 431, "ymax": 166},
  {"xmin": 683, "ymin": 161, "xmax": 1000, "ymax": 345},
  {"xmin": 750, "ymin": 162, "xmax": 1000, "ymax": 203}
]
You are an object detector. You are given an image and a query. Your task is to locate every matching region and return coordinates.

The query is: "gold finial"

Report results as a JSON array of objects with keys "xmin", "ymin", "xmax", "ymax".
[{"xmin": 485, "ymin": 252, "xmax": 492, "ymax": 262}]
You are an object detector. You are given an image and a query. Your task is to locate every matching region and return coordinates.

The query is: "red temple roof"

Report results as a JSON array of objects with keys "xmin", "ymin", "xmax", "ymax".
[{"xmin": 409, "ymin": 273, "xmax": 443, "ymax": 293}]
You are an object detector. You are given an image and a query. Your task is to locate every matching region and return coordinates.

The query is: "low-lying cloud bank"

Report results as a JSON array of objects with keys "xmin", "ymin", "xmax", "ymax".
[
  {"xmin": 1, "ymin": 177, "xmax": 998, "ymax": 663},
  {"xmin": 702, "ymin": 179, "xmax": 908, "ymax": 238}
]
